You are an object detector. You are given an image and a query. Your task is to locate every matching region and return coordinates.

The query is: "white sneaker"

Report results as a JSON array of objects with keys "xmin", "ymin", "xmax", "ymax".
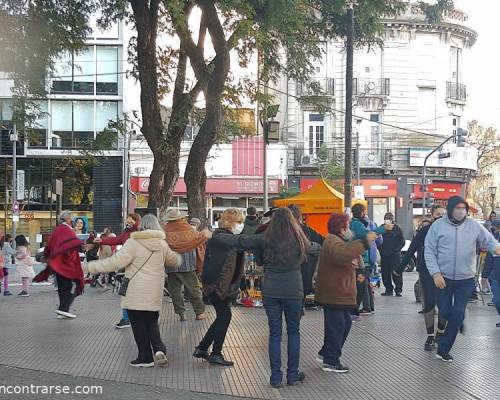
[
  {"xmin": 56, "ymin": 315, "xmax": 68, "ymax": 319},
  {"xmin": 316, "ymin": 356, "xmax": 324, "ymax": 364},
  {"xmin": 55, "ymin": 310, "xmax": 76, "ymax": 319},
  {"xmin": 154, "ymin": 351, "xmax": 168, "ymax": 366}
]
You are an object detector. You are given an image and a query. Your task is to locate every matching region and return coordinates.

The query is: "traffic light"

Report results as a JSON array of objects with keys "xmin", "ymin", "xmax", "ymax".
[{"xmin": 456, "ymin": 128, "xmax": 467, "ymax": 147}]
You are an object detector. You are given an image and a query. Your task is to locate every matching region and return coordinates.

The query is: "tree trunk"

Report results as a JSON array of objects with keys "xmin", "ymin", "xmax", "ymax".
[{"xmin": 185, "ymin": 65, "xmax": 229, "ymax": 221}]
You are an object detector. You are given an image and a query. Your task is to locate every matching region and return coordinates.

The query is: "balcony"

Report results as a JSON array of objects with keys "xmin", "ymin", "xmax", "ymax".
[
  {"xmin": 297, "ymin": 78, "xmax": 335, "ymax": 97},
  {"xmin": 446, "ymin": 81, "xmax": 467, "ymax": 102},
  {"xmin": 353, "ymin": 78, "xmax": 390, "ymax": 97},
  {"xmin": 292, "ymin": 146, "xmax": 392, "ymax": 169}
]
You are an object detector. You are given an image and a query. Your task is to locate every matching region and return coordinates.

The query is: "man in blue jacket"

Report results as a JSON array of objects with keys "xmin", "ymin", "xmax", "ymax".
[{"xmin": 425, "ymin": 196, "xmax": 500, "ymax": 362}]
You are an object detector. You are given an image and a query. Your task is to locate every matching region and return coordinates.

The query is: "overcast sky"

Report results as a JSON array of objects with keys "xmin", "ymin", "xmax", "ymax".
[{"xmin": 454, "ymin": 0, "xmax": 500, "ymax": 129}]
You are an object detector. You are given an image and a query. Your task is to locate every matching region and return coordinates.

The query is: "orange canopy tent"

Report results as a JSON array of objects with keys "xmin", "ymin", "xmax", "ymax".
[{"xmin": 274, "ymin": 180, "xmax": 345, "ymax": 235}]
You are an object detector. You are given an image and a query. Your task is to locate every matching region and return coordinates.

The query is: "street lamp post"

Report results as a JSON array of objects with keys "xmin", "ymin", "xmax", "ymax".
[
  {"xmin": 10, "ymin": 124, "xmax": 18, "ymax": 248},
  {"xmin": 488, "ymin": 186, "xmax": 497, "ymax": 213}
]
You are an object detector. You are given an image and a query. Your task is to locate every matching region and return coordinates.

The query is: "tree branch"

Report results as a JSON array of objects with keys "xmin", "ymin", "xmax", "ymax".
[
  {"xmin": 197, "ymin": 10, "xmax": 207, "ymax": 50},
  {"xmin": 168, "ymin": 2, "xmax": 208, "ymax": 81},
  {"xmin": 197, "ymin": 0, "xmax": 227, "ymax": 56}
]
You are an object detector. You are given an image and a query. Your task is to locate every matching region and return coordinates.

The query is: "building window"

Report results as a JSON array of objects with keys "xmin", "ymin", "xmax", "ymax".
[
  {"xmin": 305, "ymin": 113, "xmax": 325, "ymax": 157},
  {"xmin": 27, "ymin": 100, "xmax": 48, "ymax": 148},
  {"xmin": 450, "ymin": 46, "xmax": 462, "ymax": 84},
  {"xmin": 50, "ymin": 100, "xmax": 118, "ymax": 149},
  {"xmin": 0, "ymin": 98, "xmax": 13, "ymax": 122},
  {"xmin": 417, "ymin": 87, "xmax": 436, "ymax": 129},
  {"xmin": 51, "ymin": 45, "xmax": 119, "ymax": 95},
  {"xmin": 96, "ymin": 46, "xmax": 119, "ymax": 94}
]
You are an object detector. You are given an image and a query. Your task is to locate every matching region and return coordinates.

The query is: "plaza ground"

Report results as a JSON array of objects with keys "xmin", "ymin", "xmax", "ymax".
[{"xmin": 0, "ymin": 273, "xmax": 498, "ymax": 400}]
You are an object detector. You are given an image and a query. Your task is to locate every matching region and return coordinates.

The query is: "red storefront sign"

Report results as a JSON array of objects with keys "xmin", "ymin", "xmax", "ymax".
[
  {"xmin": 413, "ymin": 182, "xmax": 463, "ymax": 200},
  {"xmin": 130, "ymin": 177, "xmax": 280, "ymax": 195},
  {"xmin": 299, "ymin": 178, "xmax": 397, "ymax": 197}
]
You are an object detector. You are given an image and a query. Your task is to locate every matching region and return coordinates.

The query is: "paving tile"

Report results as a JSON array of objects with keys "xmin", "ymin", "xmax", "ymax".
[{"xmin": 0, "ymin": 273, "xmax": 498, "ymax": 400}]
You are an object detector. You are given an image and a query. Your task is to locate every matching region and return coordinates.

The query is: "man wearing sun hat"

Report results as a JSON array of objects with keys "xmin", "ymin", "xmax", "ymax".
[{"xmin": 164, "ymin": 209, "xmax": 210, "ymax": 321}]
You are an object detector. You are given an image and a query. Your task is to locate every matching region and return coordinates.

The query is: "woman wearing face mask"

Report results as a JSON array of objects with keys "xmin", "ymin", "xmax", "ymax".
[
  {"xmin": 315, "ymin": 213, "xmax": 377, "ymax": 372},
  {"xmin": 395, "ymin": 205, "xmax": 447, "ymax": 351},
  {"xmin": 194, "ymin": 209, "xmax": 246, "ymax": 366}
]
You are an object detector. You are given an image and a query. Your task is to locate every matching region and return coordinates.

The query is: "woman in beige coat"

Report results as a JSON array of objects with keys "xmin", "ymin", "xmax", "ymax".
[{"xmin": 85, "ymin": 214, "xmax": 181, "ymax": 368}]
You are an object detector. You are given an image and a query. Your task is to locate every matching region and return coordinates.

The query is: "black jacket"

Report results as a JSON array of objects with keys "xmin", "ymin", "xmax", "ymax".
[
  {"xmin": 380, "ymin": 224, "xmax": 405, "ymax": 258},
  {"xmin": 202, "ymin": 229, "xmax": 245, "ymax": 300},
  {"xmin": 397, "ymin": 224, "xmax": 429, "ymax": 275},
  {"xmin": 241, "ymin": 216, "xmax": 260, "ymax": 235},
  {"xmin": 300, "ymin": 224, "xmax": 324, "ymax": 295}
]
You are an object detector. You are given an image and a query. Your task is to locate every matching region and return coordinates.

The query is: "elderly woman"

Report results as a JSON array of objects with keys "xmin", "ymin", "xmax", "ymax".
[
  {"xmin": 34, "ymin": 210, "xmax": 85, "ymax": 319},
  {"xmin": 193, "ymin": 209, "xmax": 245, "ymax": 366},
  {"xmin": 85, "ymin": 214, "xmax": 181, "ymax": 368},
  {"xmin": 315, "ymin": 213, "xmax": 376, "ymax": 373}
]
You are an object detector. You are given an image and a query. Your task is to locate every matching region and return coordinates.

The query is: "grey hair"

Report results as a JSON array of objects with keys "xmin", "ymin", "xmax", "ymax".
[
  {"xmin": 139, "ymin": 214, "xmax": 163, "ymax": 231},
  {"xmin": 58, "ymin": 210, "xmax": 72, "ymax": 224}
]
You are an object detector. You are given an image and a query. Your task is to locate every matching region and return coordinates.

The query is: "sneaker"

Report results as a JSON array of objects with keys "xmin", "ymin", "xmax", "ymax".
[
  {"xmin": 351, "ymin": 315, "xmax": 362, "ymax": 322},
  {"xmin": 55, "ymin": 310, "xmax": 76, "ymax": 319},
  {"xmin": 359, "ymin": 309, "xmax": 372, "ymax": 315},
  {"xmin": 129, "ymin": 359, "xmax": 154, "ymax": 368},
  {"xmin": 56, "ymin": 315, "xmax": 68, "ymax": 319},
  {"xmin": 322, "ymin": 363, "xmax": 349, "ymax": 373},
  {"xmin": 487, "ymin": 302, "xmax": 496, "ymax": 307},
  {"xmin": 381, "ymin": 292, "xmax": 393, "ymax": 296},
  {"xmin": 18, "ymin": 291, "xmax": 30, "ymax": 297},
  {"xmin": 154, "ymin": 351, "xmax": 168, "ymax": 366},
  {"xmin": 436, "ymin": 352, "xmax": 454, "ymax": 363},
  {"xmin": 115, "ymin": 319, "xmax": 131, "ymax": 329},
  {"xmin": 424, "ymin": 336, "xmax": 435, "ymax": 351},
  {"xmin": 271, "ymin": 382, "xmax": 283, "ymax": 389},
  {"xmin": 287, "ymin": 371, "xmax": 306, "ymax": 386},
  {"xmin": 395, "ymin": 292, "xmax": 402, "ymax": 297},
  {"xmin": 316, "ymin": 355, "xmax": 324, "ymax": 363},
  {"xmin": 3, "ymin": 291, "xmax": 13, "ymax": 296}
]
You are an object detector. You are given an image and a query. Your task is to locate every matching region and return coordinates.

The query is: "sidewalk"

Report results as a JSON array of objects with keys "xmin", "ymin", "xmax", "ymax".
[{"xmin": 0, "ymin": 273, "xmax": 498, "ymax": 400}]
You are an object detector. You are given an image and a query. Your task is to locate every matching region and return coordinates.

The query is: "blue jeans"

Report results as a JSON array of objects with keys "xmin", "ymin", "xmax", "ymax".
[
  {"xmin": 319, "ymin": 307, "xmax": 352, "ymax": 365},
  {"xmin": 122, "ymin": 309, "xmax": 129, "ymax": 323},
  {"xmin": 435, "ymin": 278, "xmax": 475, "ymax": 354},
  {"xmin": 491, "ymin": 280, "xmax": 500, "ymax": 315},
  {"xmin": 263, "ymin": 297, "xmax": 302, "ymax": 385}
]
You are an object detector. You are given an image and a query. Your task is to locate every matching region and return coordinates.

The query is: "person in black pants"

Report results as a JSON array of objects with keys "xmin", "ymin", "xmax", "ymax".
[
  {"xmin": 379, "ymin": 212, "xmax": 405, "ymax": 296},
  {"xmin": 194, "ymin": 209, "xmax": 246, "ymax": 366},
  {"xmin": 56, "ymin": 274, "xmax": 75, "ymax": 313},
  {"xmin": 395, "ymin": 205, "xmax": 447, "ymax": 350},
  {"xmin": 127, "ymin": 310, "xmax": 166, "ymax": 363}
]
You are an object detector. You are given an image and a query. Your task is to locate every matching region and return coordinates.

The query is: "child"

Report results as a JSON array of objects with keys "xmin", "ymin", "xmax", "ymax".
[
  {"xmin": 15, "ymin": 235, "xmax": 35, "ymax": 297},
  {"xmin": 1, "ymin": 234, "xmax": 16, "ymax": 296}
]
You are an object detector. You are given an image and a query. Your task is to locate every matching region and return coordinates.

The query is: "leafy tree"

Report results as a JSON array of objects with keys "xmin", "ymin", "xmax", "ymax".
[
  {"xmin": 2, "ymin": 0, "xmax": 449, "ymax": 221},
  {"xmin": 466, "ymin": 120, "xmax": 500, "ymax": 216}
]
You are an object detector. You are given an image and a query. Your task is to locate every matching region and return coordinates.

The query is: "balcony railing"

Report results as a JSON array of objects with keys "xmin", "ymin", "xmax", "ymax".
[
  {"xmin": 446, "ymin": 81, "xmax": 467, "ymax": 101},
  {"xmin": 353, "ymin": 78, "xmax": 390, "ymax": 96},
  {"xmin": 297, "ymin": 78, "xmax": 335, "ymax": 97},
  {"xmin": 292, "ymin": 146, "xmax": 392, "ymax": 169}
]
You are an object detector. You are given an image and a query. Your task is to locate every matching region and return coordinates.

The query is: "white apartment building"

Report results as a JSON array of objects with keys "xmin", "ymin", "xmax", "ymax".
[{"xmin": 272, "ymin": 1, "xmax": 478, "ymax": 231}]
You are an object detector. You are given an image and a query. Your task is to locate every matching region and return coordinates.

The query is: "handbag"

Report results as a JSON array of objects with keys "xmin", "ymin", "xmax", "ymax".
[{"xmin": 118, "ymin": 250, "xmax": 155, "ymax": 297}]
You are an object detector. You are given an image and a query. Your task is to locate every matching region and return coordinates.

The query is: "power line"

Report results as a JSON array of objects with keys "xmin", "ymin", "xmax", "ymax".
[{"xmin": 262, "ymin": 82, "xmax": 451, "ymax": 140}]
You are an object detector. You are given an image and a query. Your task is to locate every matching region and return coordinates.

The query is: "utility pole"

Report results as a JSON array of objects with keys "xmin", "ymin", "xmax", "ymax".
[
  {"xmin": 344, "ymin": 3, "xmax": 354, "ymax": 209},
  {"xmin": 263, "ymin": 85, "xmax": 269, "ymax": 213},
  {"xmin": 10, "ymin": 124, "xmax": 18, "ymax": 248}
]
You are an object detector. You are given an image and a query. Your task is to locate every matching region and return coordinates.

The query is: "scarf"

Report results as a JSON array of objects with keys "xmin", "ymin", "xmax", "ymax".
[
  {"xmin": 164, "ymin": 219, "xmax": 206, "ymax": 253},
  {"xmin": 33, "ymin": 224, "xmax": 85, "ymax": 295}
]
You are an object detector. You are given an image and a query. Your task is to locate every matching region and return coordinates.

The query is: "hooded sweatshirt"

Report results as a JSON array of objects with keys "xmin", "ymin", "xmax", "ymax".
[{"xmin": 425, "ymin": 196, "xmax": 499, "ymax": 280}]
